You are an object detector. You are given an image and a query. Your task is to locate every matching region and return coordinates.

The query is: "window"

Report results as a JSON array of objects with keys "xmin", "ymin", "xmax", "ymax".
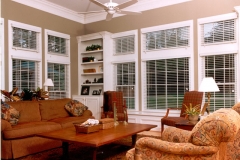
[
  {"xmin": 141, "ymin": 21, "xmax": 193, "ymax": 111},
  {"xmin": 201, "ymin": 19, "xmax": 235, "ymax": 45},
  {"xmin": 12, "ymin": 59, "xmax": 40, "ymax": 91},
  {"xmin": 8, "ymin": 20, "xmax": 42, "ymax": 92},
  {"xmin": 45, "ymin": 29, "xmax": 70, "ymax": 98},
  {"xmin": 145, "ymin": 26, "xmax": 189, "ymax": 50},
  {"xmin": 144, "ymin": 58, "xmax": 189, "ymax": 109},
  {"xmin": 115, "ymin": 63, "xmax": 135, "ymax": 109},
  {"xmin": 114, "ymin": 36, "xmax": 134, "ymax": 55},
  {"xmin": 201, "ymin": 54, "xmax": 237, "ymax": 111},
  {"xmin": 47, "ymin": 63, "xmax": 68, "ymax": 99}
]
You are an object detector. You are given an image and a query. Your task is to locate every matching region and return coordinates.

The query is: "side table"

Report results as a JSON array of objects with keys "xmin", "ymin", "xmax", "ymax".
[{"xmin": 175, "ymin": 119, "xmax": 198, "ymax": 131}]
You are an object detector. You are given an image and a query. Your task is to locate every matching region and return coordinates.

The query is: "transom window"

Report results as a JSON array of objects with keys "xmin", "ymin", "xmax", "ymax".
[
  {"xmin": 115, "ymin": 62, "xmax": 135, "ymax": 109},
  {"xmin": 12, "ymin": 59, "xmax": 39, "ymax": 92},
  {"xmin": 144, "ymin": 58, "xmax": 189, "ymax": 109},
  {"xmin": 12, "ymin": 27, "xmax": 37, "ymax": 50},
  {"xmin": 114, "ymin": 36, "xmax": 134, "ymax": 55},
  {"xmin": 144, "ymin": 26, "xmax": 189, "ymax": 50},
  {"xmin": 48, "ymin": 35, "xmax": 66, "ymax": 54},
  {"xmin": 201, "ymin": 19, "xmax": 235, "ymax": 44}
]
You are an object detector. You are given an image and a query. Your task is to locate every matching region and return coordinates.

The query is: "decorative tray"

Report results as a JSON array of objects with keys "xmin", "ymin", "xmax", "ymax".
[{"xmin": 73, "ymin": 123, "xmax": 100, "ymax": 134}]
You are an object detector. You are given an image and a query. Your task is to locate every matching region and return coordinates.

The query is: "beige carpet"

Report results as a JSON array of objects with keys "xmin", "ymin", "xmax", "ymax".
[{"xmin": 16, "ymin": 131, "xmax": 161, "ymax": 160}]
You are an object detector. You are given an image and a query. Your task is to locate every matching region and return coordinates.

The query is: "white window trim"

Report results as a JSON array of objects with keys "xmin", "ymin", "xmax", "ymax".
[
  {"xmin": 1, "ymin": 18, "xmax": 5, "ymax": 91},
  {"xmin": 140, "ymin": 20, "xmax": 194, "ymax": 114},
  {"xmin": 8, "ymin": 20, "xmax": 42, "ymax": 90},
  {"xmin": 44, "ymin": 29, "xmax": 71, "ymax": 98},
  {"xmin": 109, "ymin": 30, "xmax": 139, "ymax": 111},
  {"xmin": 197, "ymin": 11, "xmax": 240, "ymax": 104}
]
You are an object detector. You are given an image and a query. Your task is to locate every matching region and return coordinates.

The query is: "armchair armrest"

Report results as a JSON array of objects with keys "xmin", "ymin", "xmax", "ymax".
[
  {"xmin": 163, "ymin": 107, "xmax": 182, "ymax": 118},
  {"xmin": 162, "ymin": 126, "xmax": 192, "ymax": 143},
  {"xmin": 1, "ymin": 119, "xmax": 12, "ymax": 131},
  {"xmin": 136, "ymin": 137, "xmax": 218, "ymax": 155}
]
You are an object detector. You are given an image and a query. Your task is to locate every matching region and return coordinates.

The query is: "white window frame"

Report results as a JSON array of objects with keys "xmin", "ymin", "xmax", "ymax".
[
  {"xmin": 110, "ymin": 30, "xmax": 139, "ymax": 111},
  {"xmin": 197, "ymin": 12, "xmax": 240, "ymax": 106},
  {"xmin": 141, "ymin": 20, "xmax": 194, "ymax": 115},
  {"xmin": 8, "ymin": 20, "xmax": 42, "ymax": 91},
  {"xmin": 44, "ymin": 29, "xmax": 71, "ymax": 98},
  {"xmin": 1, "ymin": 18, "xmax": 5, "ymax": 91}
]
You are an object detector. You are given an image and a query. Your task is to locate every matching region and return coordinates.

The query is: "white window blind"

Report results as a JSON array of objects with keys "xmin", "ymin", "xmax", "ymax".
[
  {"xmin": 114, "ymin": 62, "xmax": 135, "ymax": 109},
  {"xmin": 12, "ymin": 27, "xmax": 37, "ymax": 50},
  {"xmin": 12, "ymin": 59, "xmax": 40, "ymax": 92},
  {"xmin": 144, "ymin": 58, "xmax": 189, "ymax": 109},
  {"xmin": 48, "ymin": 35, "xmax": 67, "ymax": 55},
  {"xmin": 144, "ymin": 26, "xmax": 189, "ymax": 51},
  {"xmin": 201, "ymin": 19, "xmax": 235, "ymax": 44},
  {"xmin": 201, "ymin": 54, "xmax": 237, "ymax": 111},
  {"xmin": 47, "ymin": 63, "xmax": 69, "ymax": 99},
  {"xmin": 114, "ymin": 35, "xmax": 134, "ymax": 55}
]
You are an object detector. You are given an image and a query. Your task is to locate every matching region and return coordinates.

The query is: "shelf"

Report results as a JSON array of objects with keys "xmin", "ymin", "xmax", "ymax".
[
  {"xmin": 81, "ymin": 83, "xmax": 103, "ymax": 86},
  {"xmin": 81, "ymin": 50, "xmax": 103, "ymax": 54},
  {"xmin": 81, "ymin": 61, "xmax": 103, "ymax": 65},
  {"xmin": 81, "ymin": 72, "xmax": 103, "ymax": 76}
]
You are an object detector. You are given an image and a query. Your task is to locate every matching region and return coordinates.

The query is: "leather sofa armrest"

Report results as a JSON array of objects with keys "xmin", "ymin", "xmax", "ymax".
[
  {"xmin": 1, "ymin": 119, "xmax": 12, "ymax": 131},
  {"xmin": 136, "ymin": 137, "xmax": 218, "ymax": 155},
  {"xmin": 82, "ymin": 110, "xmax": 93, "ymax": 117},
  {"xmin": 162, "ymin": 126, "xmax": 192, "ymax": 143}
]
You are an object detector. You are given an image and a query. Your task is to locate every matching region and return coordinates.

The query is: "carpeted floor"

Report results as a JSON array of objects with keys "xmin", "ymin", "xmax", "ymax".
[{"xmin": 16, "ymin": 132, "xmax": 161, "ymax": 160}]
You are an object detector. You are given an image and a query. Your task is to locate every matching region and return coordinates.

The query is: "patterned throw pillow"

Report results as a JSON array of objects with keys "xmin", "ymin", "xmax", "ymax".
[
  {"xmin": 1, "ymin": 101, "xmax": 20, "ymax": 125},
  {"xmin": 65, "ymin": 100, "xmax": 88, "ymax": 117}
]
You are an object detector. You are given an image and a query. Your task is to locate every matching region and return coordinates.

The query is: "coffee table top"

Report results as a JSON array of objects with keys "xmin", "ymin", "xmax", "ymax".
[{"xmin": 37, "ymin": 122, "xmax": 157, "ymax": 147}]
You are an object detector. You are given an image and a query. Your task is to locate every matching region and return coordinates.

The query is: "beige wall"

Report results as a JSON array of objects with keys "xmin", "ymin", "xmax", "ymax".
[
  {"xmin": 2, "ymin": 0, "xmax": 240, "ymax": 96},
  {"xmin": 1, "ymin": 0, "xmax": 85, "ymax": 94}
]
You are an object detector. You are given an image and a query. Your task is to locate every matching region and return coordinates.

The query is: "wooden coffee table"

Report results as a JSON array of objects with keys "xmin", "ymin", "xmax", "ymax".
[
  {"xmin": 175, "ymin": 119, "xmax": 198, "ymax": 131},
  {"xmin": 37, "ymin": 122, "xmax": 157, "ymax": 160}
]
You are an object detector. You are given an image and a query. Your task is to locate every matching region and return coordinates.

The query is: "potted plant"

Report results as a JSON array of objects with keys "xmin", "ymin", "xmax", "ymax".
[{"xmin": 183, "ymin": 103, "xmax": 200, "ymax": 121}]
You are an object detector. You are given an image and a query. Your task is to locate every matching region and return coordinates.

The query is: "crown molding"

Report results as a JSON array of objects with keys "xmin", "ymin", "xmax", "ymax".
[{"xmin": 12, "ymin": 0, "xmax": 191, "ymax": 24}]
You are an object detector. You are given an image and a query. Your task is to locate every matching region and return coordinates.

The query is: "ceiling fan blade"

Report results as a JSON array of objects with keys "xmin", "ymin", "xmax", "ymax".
[
  {"xmin": 117, "ymin": 0, "xmax": 138, "ymax": 9},
  {"xmin": 78, "ymin": 10, "xmax": 105, "ymax": 14},
  {"xmin": 90, "ymin": 0, "xmax": 107, "ymax": 9},
  {"xmin": 117, "ymin": 10, "xmax": 141, "ymax": 15},
  {"xmin": 106, "ymin": 13, "xmax": 113, "ymax": 21}
]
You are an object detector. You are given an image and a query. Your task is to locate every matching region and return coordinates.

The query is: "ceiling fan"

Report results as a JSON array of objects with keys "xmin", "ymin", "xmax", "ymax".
[{"xmin": 79, "ymin": 0, "xmax": 141, "ymax": 21}]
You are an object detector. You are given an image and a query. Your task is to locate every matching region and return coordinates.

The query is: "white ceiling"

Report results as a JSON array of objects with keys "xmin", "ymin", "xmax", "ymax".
[{"xmin": 12, "ymin": 0, "xmax": 191, "ymax": 24}]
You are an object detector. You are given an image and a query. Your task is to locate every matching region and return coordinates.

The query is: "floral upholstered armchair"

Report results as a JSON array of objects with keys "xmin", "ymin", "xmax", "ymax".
[{"xmin": 126, "ymin": 108, "xmax": 240, "ymax": 160}]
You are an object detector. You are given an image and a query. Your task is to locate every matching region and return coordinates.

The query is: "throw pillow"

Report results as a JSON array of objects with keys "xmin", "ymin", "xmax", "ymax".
[
  {"xmin": 1, "ymin": 101, "xmax": 20, "ymax": 125},
  {"xmin": 65, "ymin": 100, "xmax": 88, "ymax": 117}
]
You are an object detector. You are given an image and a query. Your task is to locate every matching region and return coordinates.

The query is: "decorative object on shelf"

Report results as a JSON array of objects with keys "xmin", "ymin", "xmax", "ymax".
[
  {"xmin": 82, "ymin": 57, "xmax": 90, "ymax": 63},
  {"xmin": 84, "ymin": 79, "xmax": 91, "ymax": 84},
  {"xmin": 92, "ymin": 89, "xmax": 102, "ymax": 95},
  {"xmin": 199, "ymin": 77, "xmax": 220, "ymax": 115},
  {"xmin": 97, "ymin": 78, "xmax": 103, "ymax": 83},
  {"xmin": 98, "ymin": 65, "xmax": 103, "ymax": 72},
  {"xmin": 89, "ymin": 56, "xmax": 94, "ymax": 62},
  {"xmin": 83, "ymin": 68, "xmax": 96, "ymax": 73},
  {"xmin": 86, "ymin": 44, "xmax": 102, "ymax": 51},
  {"xmin": 183, "ymin": 103, "xmax": 200, "ymax": 122},
  {"xmin": 81, "ymin": 86, "xmax": 90, "ymax": 95}
]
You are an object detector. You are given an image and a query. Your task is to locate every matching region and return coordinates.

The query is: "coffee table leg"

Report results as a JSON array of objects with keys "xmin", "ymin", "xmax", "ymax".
[
  {"xmin": 92, "ymin": 147, "xmax": 97, "ymax": 160},
  {"xmin": 132, "ymin": 134, "xmax": 137, "ymax": 147},
  {"xmin": 62, "ymin": 141, "xmax": 69, "ymax": 159}
]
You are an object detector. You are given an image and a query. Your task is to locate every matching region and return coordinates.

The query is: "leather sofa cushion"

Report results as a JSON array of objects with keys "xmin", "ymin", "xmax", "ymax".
[
  {"xmin": 39, "ymin": 98, "xmax": 71, "ymax": 121},
  {"xmin": 50, "ymin": 115, "xmax": 94, "ymax": 128},
  {"xmin": 3, "ymin": 121, "xmax": 61, "ymax": 140},
  {"xmin": 6, "ymin": 101, "xmax": 41, "ymax": 123}
]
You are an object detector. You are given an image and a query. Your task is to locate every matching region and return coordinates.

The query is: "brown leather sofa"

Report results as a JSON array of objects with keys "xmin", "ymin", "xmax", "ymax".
[{"xmin": 1, "ymin": 98, "xmax": 94, "ymax": 159}]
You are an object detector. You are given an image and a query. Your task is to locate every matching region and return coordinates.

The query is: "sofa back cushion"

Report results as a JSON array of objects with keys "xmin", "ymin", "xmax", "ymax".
[
  {"xmin": 232, "ymin": 102, "xmax": 240, "ymax": 114},
  {"xmin": 39, "ymin": 98, "xmax": 71, "ymax": 121},
  {"xmin": 191, "ymin": 108, "xmax": 240, "ymax": 147},
  {"xmin": 6, "ymin": 101, "xmax": 41, "ymax": 123}
]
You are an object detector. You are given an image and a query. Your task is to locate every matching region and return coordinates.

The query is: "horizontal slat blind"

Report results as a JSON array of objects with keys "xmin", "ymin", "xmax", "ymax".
[
  {"xmin": 12, "ymin": 27, "xmax": 37, "ymax": 50},
  {"xmin": 48, "ymin": 35, "xmax": 67, "ymax": 55},
  {"xmin": 202, "ymin": 54, "xmax": 236, "ymax": 111},
  {"xmin": 48, "ymin": 63, "xmax": 68, "ymax": 99},
  {"xmin": 143, "ymin": 26, "xmax": 189, "ymax": 51},
  {"xmin": 114, "ymin": 62, "xmax": 135, "ymax": 109},
  {"xmin": 201, "ymin": 19, "xmax": 235, "ymax": 44},
  {"xmin": 144, "ymin": 58, "xmax": 189, "ymax": 109},
  {"xmin": 114, "ymin": 36, "xmax": 134, "ymax": 55},
  {"xmin": 12, "ymin": 59, "xmax": 39, "ymax": 92}
]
